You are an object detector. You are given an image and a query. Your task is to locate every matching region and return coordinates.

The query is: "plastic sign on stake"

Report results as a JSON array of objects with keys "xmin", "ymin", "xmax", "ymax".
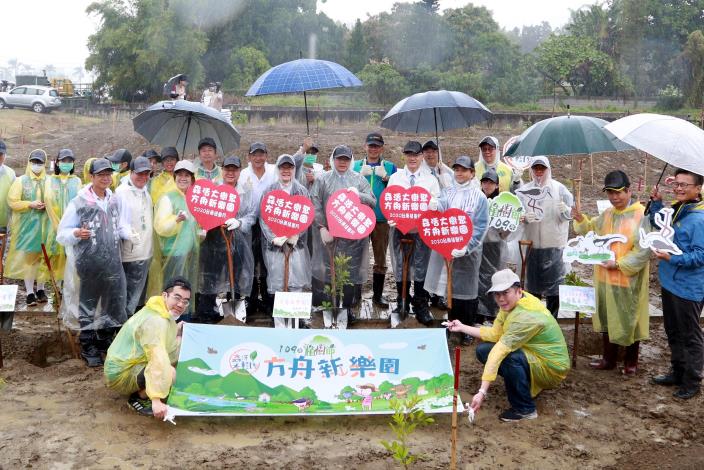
[
  {"xmin": 418, "ymin": 209, "xmax": 473, "ymax": 260},
  {"xmin": 326, "ymin": 189, "xmax": 376, "ymax": 240},
  {"xmin": 488, "ymin": 191, "xmax": 523, "ymax": 232},
  {"xmin": 380, "ymin": 186, "xmax": 432, "ymax": 234},
  {"xmin": 260, "ymin": 190, "xmax": 315, "ymax": 238},
  {"xmin": 186, "ymin": 180, "xmax": 240, "ymax": 231}
]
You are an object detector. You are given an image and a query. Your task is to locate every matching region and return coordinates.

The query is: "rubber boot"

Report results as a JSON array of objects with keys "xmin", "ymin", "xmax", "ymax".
[
  {"xmin": 79, "ymin": 330, "xmax": 103, "ymax": 368},
  {"xmin": 589, "ymin": 333, "xmax": 618, "ymax": 370},
  {"xmin": 448, "ymin": 298, "xmax": 466, "ymax": 322},
  {"xmin": 412, "ymin": 281, "xmax": 433, "ymax": 326},
  {"xmin": 392, "ymin": 282, "xmax": 411, "ymax": 316},
  {"xmin": 372, "ymin": 273, "xmax": 390, "ymax": 308},
  {"xmin": 623, "ymin": 341, "xmax": 639, "ymax": 375},
  {"xmin": 342, "ymin": 284, "xmax": 358, "ymax": 324},
  {"xmin": 546, "ymin": 295, "xmax": 560, "ymax": 319}
]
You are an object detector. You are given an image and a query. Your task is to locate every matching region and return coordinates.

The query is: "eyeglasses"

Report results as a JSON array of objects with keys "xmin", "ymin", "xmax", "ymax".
[
  {"xmin": 668, "ymin": 182, "xmax": 699, "ymax": 189},
  {"xmin": 169, "ymin": 293, "xmax": 191, "ymax": 307}
]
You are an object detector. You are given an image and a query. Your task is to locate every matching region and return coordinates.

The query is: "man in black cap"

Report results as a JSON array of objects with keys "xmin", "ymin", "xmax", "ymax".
[
  {"xmin": 422, "ymin": 139, "xmax": 453, "ymax": 189},
  {"xmin": 195, "ymin": 137, "xmax": 222, "ymax": 183},
  {"xmin": 353, "ymin": 132, "xmax": 397, "ymax": 308},
  {"xmin": 57, "ymin": 158, "xmax": 131, "ymax": 366},
  {"xmin": 141, "ymin": 149, "xmax": 161, "ymax": 177}
]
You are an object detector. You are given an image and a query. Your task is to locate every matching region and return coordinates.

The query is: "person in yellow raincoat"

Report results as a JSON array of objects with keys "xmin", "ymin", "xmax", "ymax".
[
  {"xmin": 43, "ymin": 149, "xmax": 82, "ymax": 282},
  {"xmin": 82, "ymin": 157, "xmax": 97, "ymax": 184},
  {"xmin": 149, "ymin": 146, "xmax": 178, "ymax": 206},
  {"xmin": 104, "ymin": 276, "xmax": 190, "ymax": 419},
  {"xmin": 447, "ymin": 269, "xmax": 569, "ymax": 422},
  {"xmin": 0, "ymin": 140, "xmax": 17, "ymax": 233},
  {"xmin": 108, "ymin": 148, "xmax": 132, "ymax": 190},
  {"xmin": 6, "ymin": 149, "xmax": 50, "ymax": 306},
  {"xmin": 572, "ymin": 170, "xmax": 650, "ymax": 375}
]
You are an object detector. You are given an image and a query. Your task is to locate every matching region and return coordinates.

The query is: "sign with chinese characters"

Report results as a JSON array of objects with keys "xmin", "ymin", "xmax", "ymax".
[
  {"xmin": 559, "ymin": 285, "xmax": 596, "ymax": 314},
  {"xmin": 639, "ymin": 207, "xmax": 683, "ymax": 255},
  {"xmin": 166, "ymin": 324, "xmax": 460, "ymax": 418},
  {"xmin": 418, "ymin": 209, "xmax": 474, "ymax": 260},
  {"xmin": 380, "ymin": 186, "xmax": 432, "ymax": 234},
  {"xmin": 273, "ymin": 292, "xmax": 312, "ymax": 319},
  {"xmin": 186, "ymin": 180, "xmax": 240, "ymax": 231},
  {"xmin": 260, "ymin": 190, "xmax": 315, "ymax": 238},
  {"xmin": 0, "ymin": 285, "xmax": 18, "ymax": 311},
  {"xmin": 325, "ymin": 189, "xmax": 376, "ymax": 240},
  {"xmin": 488, "ymin": 191, "xmax": 523, "ymax": 232},
  {"xmin": 563, "ymin": 231, "xmax": 627, "ymax": 265}
]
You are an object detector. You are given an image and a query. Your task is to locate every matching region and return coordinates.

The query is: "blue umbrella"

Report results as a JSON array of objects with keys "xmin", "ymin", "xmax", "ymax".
[
  {"xmin": 381, "ymin": 90, "xmax": 492, "ymax": 147},
  {"xmin": 246, "ymin": 58, "xmax": 362, "ymax": 133},
  {"xmin": 133, "ymin": 100, "xmax": 240, "ymax": 156}
]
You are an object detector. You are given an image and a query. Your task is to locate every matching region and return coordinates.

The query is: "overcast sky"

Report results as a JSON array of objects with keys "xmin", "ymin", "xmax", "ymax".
[{"xmin": 1, "ymin": 0, "xmax": 598, "ymax": 78}]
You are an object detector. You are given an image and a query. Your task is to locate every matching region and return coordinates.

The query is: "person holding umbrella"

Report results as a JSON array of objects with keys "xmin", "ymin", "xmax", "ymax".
[
  {"xmin": 424, "ymin": 156, "xmax": 489, "ymax": 344},
  {"xmin": 149, "ymin": 146, "xmax": 178, "ymax": 206},
  {"xmin": 387, "ymin": 141, "xmax": 440, "ymax": 325},
  {"xmin": 353, "ymin": 132, "xmax": 397, "ymax": 308},
  {"xmin": 649, "ymin": 169, "xmax": 704, "ymax": 399},
  {"xmin": 475, "ymin": 136, "xmax": 520, "ymax": 193},
  {"xmin": 311, "ymin": 145, "xmax": 376, "ymax": 324},
  {"xmin": 572, "ymin": 171, "xmax": 650, "ymax": 374},
  {"xmin": 519, "ymin": 156, "xmax": 574, "ymax": 319},
  {"xmin": 421, "ymin": 139, "xmax": 453, "ymax": 189},
  {"xmin": 195, "ymin": 137, "xmax": 222, "ymax": 183}
]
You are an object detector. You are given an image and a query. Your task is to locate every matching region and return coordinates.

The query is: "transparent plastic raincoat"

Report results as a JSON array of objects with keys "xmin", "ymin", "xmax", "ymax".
[
  {"xmin": 573, "ymin": 202, "xmax": 650, "ymax": 346},
  {"xmin": 260, "ymin": 180, "xmax": 312, "ymax": 293},
  {"xmin": 478, "ymin": 203, "xmax": 509, "ymax": 318},
  {"xmin": 149, "ymin": 170, "xmax": 176, "ymax": 207},
  {"xmin": 104, "ymin": 295, "xmax": 179, "ymax": 399},
  {"xmin": 0, "ymin": 164, "xmax": 16, "ymax": 229},
  {"xmin": 5, "ymin": 162, "xmax": 49, "ymax": 282},
  {"xmin": 424, "ymin": 181, "xmax": 489, "ymax": 300},
  {"xmin": 479, "ymin": 292, "xmax": 570, "ymax": 396},
  {"xmin": 519, "ymin": 158, "xmax": 573, "ymax": 297},
  {"xmin": 43, "ymin": 172, "xmax": 82, "ymax": 280}
]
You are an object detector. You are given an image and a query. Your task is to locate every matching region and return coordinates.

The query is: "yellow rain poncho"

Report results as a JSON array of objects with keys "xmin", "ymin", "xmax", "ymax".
[
  {"xmin": 43, "ymin": 173, "xmax": 82, "ymax": 280},
  {"xmin": 475, "ymin": 159, "xmax": 514, "ymax": 193},
  {"xmin": 573, "ymin": 201, "xmax": 650, "ymax": 346},
  {"xmin": 149, "ymin": 170, "xmax": 176, "ymax": 207},
  {"xmin": 0, "ymin": 165, "xmax": 16, "ymax": 228},
  {"xmin": 82, "ymin": 158, "xmax": 96, "ymax": 184},
  {"xmin": 104, "ymin": 295, "xmax": 180, "ymax": 398},
  {"xmin": 5, "ymin": 163, "xmax": 49, "ymax": 281},
  {"xmin": 479, "ymin": 292, "xmax": 570, "ymax": 396}
]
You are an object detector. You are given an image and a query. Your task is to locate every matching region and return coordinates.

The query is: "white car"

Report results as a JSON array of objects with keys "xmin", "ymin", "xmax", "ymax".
[{"xmin": 0, "ymin": 85, "xmax": 62, "ymax": 113}]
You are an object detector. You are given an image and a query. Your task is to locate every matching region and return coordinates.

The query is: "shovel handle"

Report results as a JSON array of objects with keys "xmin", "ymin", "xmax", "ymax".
[
  {"xmin": 220, "ymin": 226, "xmax": 236, "ymax": 299},
  {"xmin": 400, "ymin": 238, "xmax": 415, "ymax": 309},
  {"xmin": 518, "ymin": 240, "xmax": 533, "ymax": 289}
]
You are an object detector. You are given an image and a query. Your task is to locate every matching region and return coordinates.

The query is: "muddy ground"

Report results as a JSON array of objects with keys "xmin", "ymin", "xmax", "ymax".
[{"xmin": 1, "ymin": 108, "xmax": 702, "ymax": 469}]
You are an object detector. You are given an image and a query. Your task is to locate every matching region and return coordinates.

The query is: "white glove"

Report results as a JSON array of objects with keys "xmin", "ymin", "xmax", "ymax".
[
  {"xmin": 198, "ymin": 229, "xmax": 207, "ymax": 239},
  {"xmin": 558, "ymin": 201, "xmax": 570, "ymax": 213},
  {"xmin": 287, "ymin": 234, "xmax": 299, "ymax": 245},
  {"xmin": 225, "ymin": 218, "xmax": 241, "ymax": 231},
  {"xmin": 273, "ymin": 236, "xmax": 287, "ymax": 247},
  {"xmin": 428, "ymin": 197, "xmax": 439, "ymax": 211},
  {"xmin": 347, "ymin": 186, "xmax": 359, "ymax": 196},
  {"xmin": 320, "ymin": 227, "xmax": 334, "ymax": 244},
  {"xmin": 374, "ymin": 165, "xmax": 387, "ymax": 179},
  {"xmin": 387, "ymin": 220, "xmax": 397, "ymax": 228},
  {"xmin": 525, "ymin": 212, "xmax": 538, "ymax": 223},
  {"xmin": 360, "ymin": 165, "xmax": 373, "ymax": 177},
  {"xmin": 512, "ymin": 168, "xmax": 523, "ymax": 182},
  {"xmin": 451, "ymin": 247, "xmax": 467, "ymax": 258},
  {"xmin": 129, "ymin": 232, "xmax": 141, "ymax": 245}
]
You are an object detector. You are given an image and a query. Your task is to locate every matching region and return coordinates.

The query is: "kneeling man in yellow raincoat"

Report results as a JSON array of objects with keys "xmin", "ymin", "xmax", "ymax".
[
  {"xmin": 447, "ymin": 269, "xmax": 570, "ymax": 422},
  {"xmin": 104, "ymin": 277, "xmax": 190, "ymax": 419}
]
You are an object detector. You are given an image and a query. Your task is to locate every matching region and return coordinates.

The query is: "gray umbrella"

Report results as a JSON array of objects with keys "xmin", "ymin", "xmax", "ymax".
[
  {"xmin": 381, "ymin": 90, "xmax": 492, "ymax": 144},
  {"xmin": 133, "ymin": 100, "xmax": 240, "ymax": 156}
]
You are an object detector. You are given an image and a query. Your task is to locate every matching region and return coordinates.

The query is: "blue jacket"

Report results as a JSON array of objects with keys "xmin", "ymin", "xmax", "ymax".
[{"xmin": 651, "ymin": 199, "xmax": 704, "ymax": 301}]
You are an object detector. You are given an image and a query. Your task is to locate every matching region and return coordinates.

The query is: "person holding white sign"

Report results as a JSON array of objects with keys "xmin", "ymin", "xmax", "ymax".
[{"xmin": 572, "ymin": 171, "xmax": 650, "ymax": 374}]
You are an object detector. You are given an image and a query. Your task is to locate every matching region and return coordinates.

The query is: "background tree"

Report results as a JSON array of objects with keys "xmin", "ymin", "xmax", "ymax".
[
  {"xmin": 224, "ymin": 46, "xmax": 270, "ymax": 92},
  {"xmin": 682, "ymin": 30, "xmax": 704, "ymax": 107},
  {"xmin": 357, "ymin": 62, "xmax": 409, "ymax": 106}
]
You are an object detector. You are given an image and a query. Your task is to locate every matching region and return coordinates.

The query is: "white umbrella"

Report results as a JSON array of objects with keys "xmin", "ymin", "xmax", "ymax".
[{"xmin": 605, "ymin": 113, "xmax": 704, "ymax": 176}]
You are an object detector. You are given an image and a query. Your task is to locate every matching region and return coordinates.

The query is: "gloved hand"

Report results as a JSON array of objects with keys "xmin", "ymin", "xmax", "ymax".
[
  {"xmin": 512, "ymin": 168, "xmax": 523, "ymax": 183},
  {"xmin": 525, "ymin": 212, "xmax": 538, "ymax": 223},
  {"xmin": 360, "ymin": 165, "xmax": 373, "ymax": 177},
  {"xmin": 347, "ymin": 186, "xmax": 359, "ymax": 196},
  {"xmin": 558, "ymin": 201, "xmax": 570, "ymax": 213},
  {"xmin": 451, "ymin": 247, "xmax": 468, "ymax": 258},
  {"xmin": 225, "ymin": 218, "xmax": 241, "ymax": 231},
  {"xmin": 129, "ymin": 232, "xmax": 141, "ymax": 245},
  {"xmin": 287, "ymin": 234, "xmax": 299, "ymax": 245},
  {"xmin": 320, "ymin": 227, "xmax": 334, "ymax": 244},
  {"xmin": 388, "ymin": 220, "xmax": 397, "ymax": 228},
  {"xmin": 198, "ymin": 229, "xmax": 207, "ymax": 239},
  {"xmin": 273, "ymin": 236, "xmax": 287, "ymax": 247},
  {"xmin": 428, "ymin": 197, "xmax": 439, "ymax": 211},
  {"xmin": 374, "ymin": 165, "xmax": 387, "ymax": 179}
]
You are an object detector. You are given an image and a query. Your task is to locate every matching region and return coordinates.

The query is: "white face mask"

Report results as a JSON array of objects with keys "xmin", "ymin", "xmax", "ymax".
[{"xmin": 31, "ymin": 163, "xmax": 44, "ymax": 175}]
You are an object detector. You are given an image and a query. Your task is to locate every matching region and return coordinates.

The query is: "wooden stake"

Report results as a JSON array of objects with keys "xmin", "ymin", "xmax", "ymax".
[
  {"xmin": 590, "ymin": 155, "xmax": 594, "ymax": 185},
  {"xmin": 518, "ymin": 240, "xmax": 533, "ymax": 288},
  {"xmin": 450, "ymin": 346, "xmax": 461, "ymax": 470},
  {"xmin": 445, "ymin": 259, "xmax": 454, "ymax": 311}
]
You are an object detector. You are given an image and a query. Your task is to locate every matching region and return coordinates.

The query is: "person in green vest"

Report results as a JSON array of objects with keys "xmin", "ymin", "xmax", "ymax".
[
  {"xmin": 6, "ymin": 149, "xmax": 49, "ymax": 306},
  {"xmin": 474, "ymin": 136, "xmax": 521, "ymax": 193},
  {"xmin": 352, "ymin": 132, "xmax": 397, "ymax": 308}
]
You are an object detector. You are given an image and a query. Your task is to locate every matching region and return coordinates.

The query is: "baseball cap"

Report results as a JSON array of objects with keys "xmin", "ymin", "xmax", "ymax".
[
  {"xmin": 603, "ymin": 170, "xmax": 630, "ymax": 192},
  {"xmin": 403, "ymin": 141, "xmax": 422, "ymax": 154},
  {"xmin": 422, "ymin": 139, "xmax": 439, "ymax": 151},
  {"xmin": 109, "ymin": 148, "xmax": 132, "ymax": 164},
  {"xmin": 365, "ymin": 132, "xmax": 384, "ymax": 146},
  {"xmin": 487, "ymin": 269, "xmax": 521, "ymax": 293},
  {"xmin": 130, "ymin": 156, "xmax": 151, "ymax": 173},
  {"xmin": 90, "ymin": 158, "xmax": 114, "ymax": 175},
  {"xmin": 223, "ymin": 155, "xmax": 242, "ymax": 168},
  {"xmin": 249, "ymin": 142, "xmax": 267, "ymax": 154},
  {"xmin": 29, "ymin": 149, "xmax": 47, "ymax": 163},
  {"xmin": 452, "ymin": 156, "xmax": 475, "ymax": 170},
  {"xmin": 161, "ymin": 147, "xmax": 179, "ymax": 160},
  {"xmin": 143, "ymin": 149, "xmax": 161, "ymax": 161},
  {"xmin": 332, "ymin": 145, "xmax": 353, "ymax": 159},
  {"xmin": 57, "ymin": 149, "xmax": 75, "ymax": 160},
  {"xmin": 309, "ymin": 142, "xmax": 320, "ymax": 153},
  {"xmin": 480, "ymin": 168, "xmax": 499, "ymax": 184},
  {"xmin": 174, "ymin": 160, "xmax": 195, "ymax": 174},
  {"xmin": 0, "ymin": 140, "xmax": 6, "ymax": 154},
  {"xmin": 198, "ymin": 137, "xmax": 217, "ymax": 151},
  {"xmin": 531, "ymin": 156, "xmax": 550, "ymax": 168},
  {"xmin": 276, "ymin": 154, "xmax": 295, "ymax": 167},
  {"xmin": 479, "ymin": 136, "xmax": 499, "ymax": 148}
]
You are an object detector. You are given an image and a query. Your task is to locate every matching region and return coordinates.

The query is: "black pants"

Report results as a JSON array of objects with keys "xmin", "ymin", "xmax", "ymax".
[
  {"xmin": 123, "ymin": 259, "xmax": 150, "ymax": 318},
  {"xmin": 662, "ymin": 287, "xmax": 704, "ymax": 389},
  {"xmin": 249, "ymin": 224, "xmax": 272, "ymax": 310},
  {"xmin": 77, "ymin": 265, "xmax": 126, "ymax": 351}
]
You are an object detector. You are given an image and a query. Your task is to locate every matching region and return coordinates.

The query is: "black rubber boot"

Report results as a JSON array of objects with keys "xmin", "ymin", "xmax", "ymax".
[
  {"xmin": 412, "ymin": 281, "xmax": 434, "ymax": 326},
  {"xmin": 342, "ymin": 284, "xmax": 358, "ymax": 324},
  {"xmin": 392, "ymin": 282, "xmax": 411, "ymax": 316},
  {"xmin": 546, "ymin": 295, "xmax": 560, "ymax": 319},
  {"xmin": 79, "ymin": 331, "xmax": 103, "ymax": 368},
  {"xmin": 372, "ymin": 273, "xmax": 390, "ymax": 308}
]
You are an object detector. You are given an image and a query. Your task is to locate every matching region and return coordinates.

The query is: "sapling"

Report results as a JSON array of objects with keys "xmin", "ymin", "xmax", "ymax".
[{"xmin": 381, "ymin": 396, "xmax": 434, "ymax": 469}]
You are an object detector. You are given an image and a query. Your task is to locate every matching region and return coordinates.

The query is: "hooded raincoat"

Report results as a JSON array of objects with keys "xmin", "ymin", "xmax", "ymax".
[
  {"xmin": 104, "ymin": 295, "xmax": 180, "ymax": 399},
  {"xmin": 149, "ymin": 170, "xmax": 176, "ymax": 207},
  {"xmin": 478, "ymin": 191, "xmax": 509, "ymax": 318},
  {"xmin": 424, "ymin": 179, "xmax": 489, "ymax": 300},
  {"xmin": 479, "ymin": 292, "xmax": 570, "ymax": 396},
  {"xmin": 475, "ymin": 140, "xmax": 516, "ymax": 193},
  {"xmin": 0, "ymin": 164, "xmax": 16, "ymax": 229},
  {"xmin": 574, "ymin": 201, "xmax": 650, "ymax": 345},
  {"xmin": 43, "ymin": 172, "xmax": 82, "ymax": 280}
]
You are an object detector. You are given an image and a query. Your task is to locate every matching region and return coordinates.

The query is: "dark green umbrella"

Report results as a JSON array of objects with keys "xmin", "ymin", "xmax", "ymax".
[{"xmin": 504, "ymin": 115, "xmax": 632, "ymax": 157}]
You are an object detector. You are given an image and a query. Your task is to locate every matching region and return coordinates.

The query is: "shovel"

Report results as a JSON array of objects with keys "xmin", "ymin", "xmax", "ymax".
[
  {"xmin": 518, "ymin": 240, "xmax": 533, "ymax": 288},
  {"xmin": 219, "ymin": 226, "xmax": 245, "ymax": 322},
  {"xmin": 41, "ymin": 243, "xmax": 78, "ymax": 359}
]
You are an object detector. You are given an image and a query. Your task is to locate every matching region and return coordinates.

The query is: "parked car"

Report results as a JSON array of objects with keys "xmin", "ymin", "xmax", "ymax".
[{"xmin": 0, "ymin": 85, "xmax": 62, "ymax": 113}]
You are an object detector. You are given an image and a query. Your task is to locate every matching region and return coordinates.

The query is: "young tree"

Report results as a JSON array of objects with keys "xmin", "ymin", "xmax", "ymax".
[{"xmin": 683, "ymin": 30, "xmax": 704, "ymax": 107}]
